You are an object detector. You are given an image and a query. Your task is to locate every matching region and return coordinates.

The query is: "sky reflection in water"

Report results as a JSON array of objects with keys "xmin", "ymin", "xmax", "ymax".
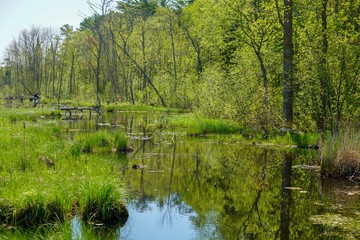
[{"xmin": 120, "ymin": 199, "xmax": 204, "ymax": 240}]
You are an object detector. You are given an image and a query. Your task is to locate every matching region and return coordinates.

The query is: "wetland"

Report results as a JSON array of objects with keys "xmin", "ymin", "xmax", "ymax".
[{"xmin": 0, "ymin": 110, "xmax": 359, "ymax": 239}]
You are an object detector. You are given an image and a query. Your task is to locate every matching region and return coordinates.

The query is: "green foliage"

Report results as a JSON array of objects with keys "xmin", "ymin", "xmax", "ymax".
[{"xmin": 0, "ymin": 0, "xmax": 359, "ymax": 149}]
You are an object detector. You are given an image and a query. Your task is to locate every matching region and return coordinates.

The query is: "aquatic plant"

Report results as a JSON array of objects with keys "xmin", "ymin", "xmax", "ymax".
[
  {"xmin": 80, "ymin": 184, "xmax": 128, "ymax": 227},
  {"xmin": 114, "ymin": 132, "xmax": 128, "ymax": 152},
  {"xmin": 70, "ymin": 131, "xmax": 130, "ymax": 153},
  {"xmin": 290, "ymin": 132, "xmax": 319, "ymax": 147},
  {"xmin": 198, "ymin": 118, "xmax": 240, "ymax": 134},
  {"xmin": 320, "ymin": 129, "xmax": 360, "ymax": 177},
  {"xmin": 75, "ymin": 131, "xmax": 111, "ymax": 153},
  {"xmin": 13, "ymin": 200, "xmax": 64, "ymax": 228},
  {"xmin": 167, "ymin": 114, "xmax": 241, "ymax": 135},
  {"xmin": 271, "ymin": 132, "xmax": 320, "ymax": 147}
]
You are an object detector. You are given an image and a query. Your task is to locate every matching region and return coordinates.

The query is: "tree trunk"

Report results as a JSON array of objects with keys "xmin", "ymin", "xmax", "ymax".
[
  {"xmin": 169, "ymin": 10, "xmax": 178, "ymax": 92},
  {"xmin": 69, "ymin": 51, "xmax": 75, "ymax": 95},
  {"xmin": 317, "ymin": 0, "xmax": 329, "ymax": 132},
  {"xmin": 283, "ymin": 0, "xmax": 294, "ymax": 130}
]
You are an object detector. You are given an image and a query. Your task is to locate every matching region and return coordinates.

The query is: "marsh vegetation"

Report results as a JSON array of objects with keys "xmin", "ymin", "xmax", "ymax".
[
  {"xmin": 0, "ymin": 0, "xmax": 359, "ymax": 238},
  {"xmin": 0, "ymin": 108, "xmax": 129, "ymax": 236},
  {"xmin": 0, "ymin": 108, "xmax": 358, "ymax": 239}
]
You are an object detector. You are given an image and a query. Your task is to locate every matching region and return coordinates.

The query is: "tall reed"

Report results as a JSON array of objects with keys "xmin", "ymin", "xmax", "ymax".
[{"xmin": 320, "ymin": 129, "xmax": 360, "ymax": 177}]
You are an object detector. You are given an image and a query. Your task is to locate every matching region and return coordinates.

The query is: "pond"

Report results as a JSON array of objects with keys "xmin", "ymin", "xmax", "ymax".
[{"xmin": 8, "ymin": 111, "xmax": 360, "ymax": 239}]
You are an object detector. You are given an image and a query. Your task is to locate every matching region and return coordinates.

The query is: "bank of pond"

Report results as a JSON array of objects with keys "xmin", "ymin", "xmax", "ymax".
[{"xmin": 0, "ymin": 108, "xmax": 359, "ymax": 239}]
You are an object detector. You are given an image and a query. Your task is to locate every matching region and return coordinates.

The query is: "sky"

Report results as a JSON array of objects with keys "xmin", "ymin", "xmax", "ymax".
[{"xmin": 0, "ymin": 0, "xmax": 96, "ymax": 59}]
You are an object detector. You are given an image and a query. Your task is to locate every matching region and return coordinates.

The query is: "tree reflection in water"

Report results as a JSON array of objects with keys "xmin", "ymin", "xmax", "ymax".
[
  {"xmin": 62, "ymin": 112, "xmax": 359, "ymax": 240},
  {"xmin": 280, "ymin": 152, "xmax": 293, "ymax": 240}
]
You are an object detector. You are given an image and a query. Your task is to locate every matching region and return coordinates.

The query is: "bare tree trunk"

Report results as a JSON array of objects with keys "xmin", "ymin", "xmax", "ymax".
[
  {"xmin": 140, "ymin": 22, "xmax": 148, "ymax": 103},
  {"xmin": 169, "ymin": 10, "xmax": 178, "ymax": 92},
  {"xmin": 69, "ymin": 50, "xmax": 76, "ymax": 95},
  {"xmin": 109, "ymin": 27, "xmax": 166, "ymax": 107},
  {"xmin": 318, "ymin": 0, "xmax": 330, "ymax": 132},
  {"xmin": 283, "ymin": 0, "xmax": 294, "ymax": 130}
]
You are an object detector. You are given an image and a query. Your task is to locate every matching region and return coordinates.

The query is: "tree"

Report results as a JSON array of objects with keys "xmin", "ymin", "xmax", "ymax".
[
  {"xmin": 283, "ymin": 0, "xmax": 293, "ymax": 130},
  {"xmin": 108, "ymin": 11, "xmax": 166, "ymax": 106},
  {"xmin": 116, "ymin": 0, "xmax": 167, "ymax": 106}
]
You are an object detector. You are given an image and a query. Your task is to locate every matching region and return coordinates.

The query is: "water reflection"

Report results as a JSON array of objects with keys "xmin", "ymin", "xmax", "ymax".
[
  {"xmin": 120, "ymin": 200, "xmax": 200, "ymax": 240},
  {"xmin": 71, "ymin": 215, "xmax": 82, "ymax": 240},
  {"xmin": 280, "ymin": 152, "xmax": 293, "ymax": 240},
  {"xmin": 46, "ymin": 112, "xmax": 360, "ymax": 239}
]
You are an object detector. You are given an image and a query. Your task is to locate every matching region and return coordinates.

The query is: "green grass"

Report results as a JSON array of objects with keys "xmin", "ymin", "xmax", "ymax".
[
  {"xmin": 80, "ymin": 184, "xmax": 128, "ymax": 227},
  {"xmin": 81, "ymin": 131, "xmax": 111, "ymax": 152},
  {"xmin": 0, "ymin": 109, "xmax": 129, "ymax": 230},
  {"xmin": 167, "ymin": 114, "xmax": 241, "ymax": 135},
  {"xmin": 0, "ymin": 108, "xmax": 61, "ymax": 122},
  {"xmin": 269, "ymin": 132, "xmax": 320, "ymax": 146},
  {"xmin": 115, "ymin": 132, "xmax": 129, "ymax": 151},
  {"xmin": 70, "ymin": 130, "xmax": 129, "ymax": 153},
  {"xmin": 104, "ymin": 102, "xmax": 186, "ymax": 113}
]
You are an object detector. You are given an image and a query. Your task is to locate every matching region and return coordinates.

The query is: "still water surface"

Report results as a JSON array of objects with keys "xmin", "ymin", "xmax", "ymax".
[{"xmin": 61, "ymin": 112, "xmax": 360, "ymax": 240}]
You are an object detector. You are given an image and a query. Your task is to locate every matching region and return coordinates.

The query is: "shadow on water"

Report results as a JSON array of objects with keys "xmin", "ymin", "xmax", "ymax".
[{"xmin": 5, "ymin": 112, "xmax": 358, "ymax": 239}]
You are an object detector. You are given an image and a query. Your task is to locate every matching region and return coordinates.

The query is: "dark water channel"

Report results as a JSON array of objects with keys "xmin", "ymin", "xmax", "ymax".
[{"xmin": 61, "ymin": 112, "xmax": 359, "ymax": 240}]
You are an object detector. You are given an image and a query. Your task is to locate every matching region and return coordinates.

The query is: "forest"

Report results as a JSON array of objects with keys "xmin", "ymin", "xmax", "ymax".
[{"xmin": 0, "ymin": 0, "xmax": 359, "ymax": 135}]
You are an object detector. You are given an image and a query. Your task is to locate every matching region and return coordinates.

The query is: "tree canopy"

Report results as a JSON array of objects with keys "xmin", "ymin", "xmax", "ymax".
[{"xmin": 1, "ymin": 0, "xmax": 359, "ymax": 134}]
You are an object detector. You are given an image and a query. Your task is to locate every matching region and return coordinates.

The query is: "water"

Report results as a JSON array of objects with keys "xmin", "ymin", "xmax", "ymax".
[{"xmin": 34, "ymin": 112, "xmax": 360, "ymax": 239}]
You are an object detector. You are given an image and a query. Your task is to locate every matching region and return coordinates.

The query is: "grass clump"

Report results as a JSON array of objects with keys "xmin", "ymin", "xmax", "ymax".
[
  {"xmin": 71, "ymin": 131, "xmax": 130, "ymax": 153},
  {"xmin": 114, "ymin": 132, "xmax": 128, "ymax": 152},
  {"xmin": 270, "ymin": 132, "xmax": 320, "ymax": 147},
  {"xmin": 74, "ymin": 131, "xmax": 111, "ymax": 153},
  {"xmin": 14, "ymin": 200, "xmax": 64, "ymax": 228},
  {"xmin": 168, "ymin": 114, "xmax": 241, "ymax": 135},
  {"xmin": 80, "ymin": 184, "xmax": 129, "ymax": 227},
  {"xmin": 320, "ymin": 129, "xmax": 360, "ymax": 177},
  {"xmin": 290, "ymin": 132, "xmax": 320, "ymax": 146}
]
